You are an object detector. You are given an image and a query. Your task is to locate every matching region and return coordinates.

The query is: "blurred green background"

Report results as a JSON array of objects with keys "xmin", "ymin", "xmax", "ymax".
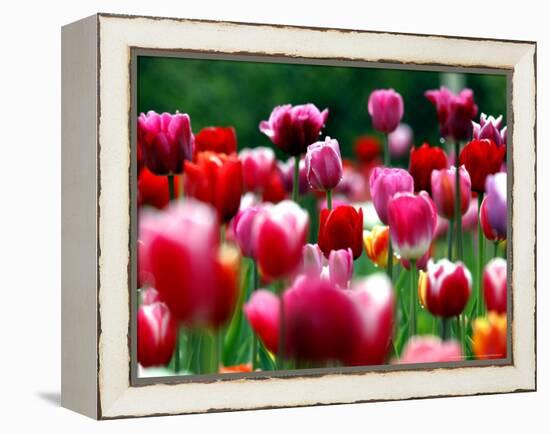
[{"xmin": 138, "ymin": 56, "xmax": 507, "ymax": 159}]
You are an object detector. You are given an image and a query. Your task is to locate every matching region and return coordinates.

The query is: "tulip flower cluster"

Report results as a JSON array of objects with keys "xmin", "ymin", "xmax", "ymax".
[{"xmin": 136, "ymin": 82, "xmax": 508, "ymax": 377}]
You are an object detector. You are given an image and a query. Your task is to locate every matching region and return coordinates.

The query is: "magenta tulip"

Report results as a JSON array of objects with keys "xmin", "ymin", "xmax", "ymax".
[
  {"xmin": 473, "ymin": 113, "xmax": 507, "ymax": 146},
  {"xmin": 388, "ymin": 123, "xmax": 413, "ymax": 157},
  {"xmin": 484, "ymin": 172, "xmax": 507, "ymax": 239},
  {"xmin": 431, "ymin": 166, "xmax": 472, "ymax": 220},
  {"xmin": 305, "ymin": 137, "xmax": 343, "ymax": 191},
  {"xmin": 232, "ymin": 206, "xmax": 263, "ymax": 258},
  {"xmin": 368, "ymin": 89, "xmax": 404, "ymax": 133},
  {"xmin": 239, "ymin": 146, "xmax": 276, "ymax": 193},
  {"xmin": 138, "ymin": 111, "xmax": 195, "ymax": 175},
  {"xmin": 397, "ymin": 336, "xmax": 463, "ymax": 364},
  {"xmin": 243, "ymin": 290, "xmax": 280, "ymax": 354},
  {"xmin": 328, "ymin": 248, "xmax": 354, "ymax": 288},
  {"xmin": 259, "ymin": 103, "xmax": 329, "ymax": 156},
  {"xmin": 483, "ymin": 258, "xmax": 507, "ymax": 314},
  {"xmin": 369, "ymin": 167, "xmax": 414, "ymax": 225},
  {"xmin": 137, "ymin": 301, "xmax": 177, "ymax": 367},
  {"xmin": 387, "ymin": 192, "xmax": 437, "ymax": 260}
]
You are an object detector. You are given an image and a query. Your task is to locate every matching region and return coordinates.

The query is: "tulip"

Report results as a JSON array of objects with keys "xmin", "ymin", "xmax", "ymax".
[
  {"xmin": 363, "ymin": 225, "xmax": 396, "ymax": 268},
  {"xmin": 431, "ymin": 166, "xmax": 471, "ymax": 219},
  {"xmin": 243, "ymin": 290, "xmax": 280, "ymax": 354},
  {"xmin": 459, "ymin": 139, "xmax": 506, "ymax": 193},
  {"xmin": 483, "ymin": 258, "xmax": 507, "ymax": 314},
  {"xmin": 367, "ymin": 89, "xmax": 404, "ymax": 134},
  {"xmin": 138, "ymin": 111, "xmax": 195, "ymax": 175},
  {"xmin": 397, "ymin": 336, "xmax": 462, "ymax": 364},
  {"xmin": 305, "ymin": 137, "xmax": 343, "ymax": 200},
  {"xmin": 473, "ymin": 113, "xmax": 507, "ymax": 146},
  {"xmin": 472, "ymin": 312, "xmax": 507, "ymax": 359},
  {"xmin": 401, "ymin": 248, "xmax": 431, "ymax": 271},
  {"xmin": 369, "ymin": 167, "xmax": 414, "ymax": 225},
  {"xmin": 259, "ymin": 103, "xmax": 329, "ymax": 156},
  {"xmin": 141, "ymin": 287, "xmax": 160, "ymax": 305},
  {"xmin": 261, "ymin": 169, "xmax": 288, "ymax": 204},
  {"xmin": 137, "ymin": 301, "xmax": 177, "ymax": 368},
  {"xmin": 318, "ymin": 205, "xmax": 363, "ymax": 259},
  {"xmin": 409, "ymin": 143, "xmax": 448, "ymax": 194},
  {"xmin": 232, "ymin": 206, "xmax": 263, "ymax": 258},
  {"xmin": 145, "ymin": 200, "xmax": 239, "ymax": 328},
  {"xmin": 483, "ymin": 172, "xmax": 507, "ymax": 240},
  {"xmin": 419, "ymin": 259, "xmax": 472, "ymax": 318},
  {"xmin": 462, "ymin": 197, "xmax": 479, "ymax": 231},
  {"xmin": 239, "ymin": 147, "xmax": 276, "ymax": 193},
  {"xmin": 301, "ymin": 243, "xmax": 324, "ymax": 278},
  {"xmin": 387, "ymin": 192, "xmax": 437, "ymax": 261},
  {"xmin": 480, "ymin": 197, "xmax": 504, "ymax": 242},
  {"xmin": 354, "ymin": 135, "xmax": 381, "ymax": 165},
  {"xmin": 251, "ymin": 201, "xmax": 309, "ymax": 280},
  {"xmin": 184, "ymin": 151, "xmax": 243, "ymax": 223},
  {"xmin": 195, "ymin": 126, "xmax": 237, "ymax": 154},
  {"xmin": 425, "ymin": 87, "xmax": 478, "ymax": 142},
  {"xmin": 336, "ymin": 168, "xmax": 370, "ymax": 202},
  {"xmin": 138, "ymin": 167, "xmax": 181, "ymax": 209},
  {"xmin": 328, "ymin": 248, "xmax": 354, "ymax": 288},
  {"xmin": 278, "ymin": 157, "xmax": 310, "ymax": 195},
  {"xmin": 219, "ymin": 364, "xmax": 253, "ymax": 373},
  {"xmin": 388, "ymin": 123, "xmax": 413, "ymax": 158}
]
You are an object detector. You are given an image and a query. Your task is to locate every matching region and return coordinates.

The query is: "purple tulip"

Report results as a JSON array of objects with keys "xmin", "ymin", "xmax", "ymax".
[
  {"xmin": 369, "ymin": 167, "xmax": 414, "ymax": 224},
  {"xmin": 305, "ymin": 137, "xmax": 343, "ymax": 191},
  {"xmin": 138, "ymin": 111, "xmax": 195, "ymax": 175},
  {"xmin": 484, "ymin": 172, "xmax": 507, "ymax": 238},
  {"xmin": 259, "ymin": 103, "xmax": 329, "ymax": 156},
  {"xmin": 278, "ymin": 157, "xmax": 310, "ymax": 195},
  {"xmin": 473, "ymin": 113, "xmax": 507, "ymax": 146},
  {"xmin": 388, "ymin": 123, "xmax": 413, "ymax": 157},
  {"xmin": 328, "ymin": 248, "xmax": 354, "ymax": 288},
  {"xmin": 301, "ymin": 243, "xmax": 324, "ymax": 278},
  {"xmin": 368, "ymin": 89, "xmax": 404, "ymax": 134}
]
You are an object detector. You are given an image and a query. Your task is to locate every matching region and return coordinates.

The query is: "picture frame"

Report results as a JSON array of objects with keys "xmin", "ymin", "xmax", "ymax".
[{"xmin": 61, "ymin": 13, "xmax": 536, "ymax": 419}]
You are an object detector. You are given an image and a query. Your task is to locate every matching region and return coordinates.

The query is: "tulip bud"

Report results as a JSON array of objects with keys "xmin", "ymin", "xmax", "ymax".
[
  {"xmin": 137, "ymin": 301, "xmax": 177, "ymax": 368},
  {"xmin": 328, "ymin": 248, "xmax": 354, "ymax": 288},
  {"xmin": 483, "ymin": 258, "xmax": 507, "ymax": 314},
  {"xmin": 138, "ymin": 111, "xmax": 195, "ymax": 175},
  {"xmin": 472, "ymin": 312, "xmax": 507, "ymax": 359},
  {"xmin": 363, "ymin": 225, "xmax": 395, "ymax": 268},
  {"xmin": 305, "ymin": 137, "xmax": 344, "ymax": 191},
  {"xmin": 195, "ymin": 126, "xmax": 237, "ymax": 154},
  {"xmin": 419, "ymin": 259, "xmax": 472, "ymax": 318},
  {"xmin": 259, "ymin": 103, "xmax": 329, "ymax": 156},
  {"xmin": 369, "ymin": 167, "xmax": 414, "ymax": 225},
  {"xmin": 431, "ymin": 165, "xmax": 471, "ymax": 219},
  {"xmin": 388, "ymin": 123, "xmax": 413, "ymax": 157},
  {"xmin": 301, "ymin": 243, "xmax": 324, "ymax": 278},
  {"xmin": 239, "ymin": 147, "xmax": 276, "ymax": 193},
  {"xmin": 387, "ymin": 192, "xmax": 437, "ymax": 261},
  {"xmin": 397, "ymin": 336, "xmax": 463, "ymax": 364},
  {"xmin": 459, "ymin": 139, "xmax": 505, "ymax": 193},
  {"xmin": 367, "ymin": 89, "xmax": 404, "ymax": 133},
  {"xmin": 318, "ymin": 205, "xmax": 363, "ymax": 259},
  {"xmin": 472, "ymin": 113, "xmax": 506, "ymax": 146},
  {"xmin": 409, "ymin": 143, "xmax": 448, "ymax": 194}
]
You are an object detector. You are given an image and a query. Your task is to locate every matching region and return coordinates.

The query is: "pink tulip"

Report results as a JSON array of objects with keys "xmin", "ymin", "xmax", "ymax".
[
  {"xmin": 483, "ymin": 258, "xmax": 507, "ymax": 314},
  {"xmin": 239, "ymin": 147, "xmax": 276, "ymax": 193},
  {"xmin": 388, "ymin": 123, "xmax": 413, "ymax": 157},
  {"xmin": 138, "ymin": 111, "xmax": 195, "ymax": 175},
  {"xmin": 397, "ymin": 336, "xmax": 463, "ymax": 364},
  {"xmin": 301, "ymin": 243, "xmax": 324, "ymax": 278},
  {"xmin": 305, "ymin": 137, "xmax": 343, "ymax": 191},
  {"xmin": 232, "ymin": 206, "xmax": 263, "ymax": 258},
  {"xmin": 243, "ymin": 290, "xmax": 280, "ymax": 353},
  {"xmin": 259, "ymin": 103, "xmax": 329, "ymax": 156},
  {"xmin": 431, "ymin": 165, "xmax": 472, "ymax": 219},
  {"xmin": 252, "ymin": 200, "xmax": 309, "ymax": 280},
  {"xmin": 484, "ymin": 172, "xmax": 507, "ymax": 240},
  {"xmin": 369, "ymin": 167, "xmax": 414, "ymax": 224},
  {"xmin": 137, "ymin": 301, "xmax": 177, "ymax": 367},
  {"xmin": 328, "ymin": 248, "xmax": 354, "ymax": 288},
  {"xmin": 278, "ymin": 157, "xmax": 311, "ymax": 195},
  {"xmin": 387, "ymin": 192, "xmax": 437, "ymax": 260},
  {"xmin": 473, "ymin": 113, "xmax": 507, "ymax": 146},
  {"xmin": 462, "ymin": 197, "xmax": 479, "ymax": 231},
  {"xmin": 368, "ymin": 89, "xmax": 404, "ymax": 133},
  {"xmin": 141, "ymin": 287, "xmax": 160, "ymax": 305},
  {"xmin": 419, "ymin": 259, "xmax": 472, "ymax": 318}
]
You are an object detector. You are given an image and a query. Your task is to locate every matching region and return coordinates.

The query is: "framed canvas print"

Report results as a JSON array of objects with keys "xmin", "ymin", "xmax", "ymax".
[{"xmin": 61, "ymin": 13, "xmax": 536, "ymax": 419}]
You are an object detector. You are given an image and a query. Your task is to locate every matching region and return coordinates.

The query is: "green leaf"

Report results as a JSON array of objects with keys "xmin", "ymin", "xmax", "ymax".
[{"xmin": 258, "ymin": 340, "xmax": 277, "ymax": 371}]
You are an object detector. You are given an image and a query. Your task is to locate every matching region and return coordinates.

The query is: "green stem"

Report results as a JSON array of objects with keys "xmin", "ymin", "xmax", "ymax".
[
  {"xmin": 409, "ymin": 260, "xmax": 417, "ymax": 338},
  {"xmin": 215, "ymin": 330, "xmax": 222, "ymax": 374},
  {"xmin": 447, "ymin": 219, "xmax": 454, "ymax": 260},
  {"xmin": 387, "ymin": 238, "xmax": 394, "ymax": 281},
  {"xmin": 441, "ymin": 317, "xmax": 450, "ymax": 341},
  {"xmin": 174, "ymin": 327, "xmax": 181, "ymax": 373},
  {"xmin": 454, "ymin": 142, "xmax": 463, "ymax": 261},
  {"xmin": 494, "ymin": 241, "xmax": 498, "ymax": 258},
  {"xmin": 326, "ymin": 189, "xmax": 332, "ymax": 210},
  {"xmin": 251, "ymin": 261, "xmax": 259, "ymax": 370},
  {"xmin": 477, "ymin": 193, "xmax": 485, "ymax": 318},
  {"xmin": 292, "ymin": 156, "xmax": 300, "ymax": 202},
  {"xmin": 278, "ymin": 295, "xmax": 286, "ymax": 370},
  {"xmin": 167, "ymin": 174, "xmax": 176, "ymax": 201},
  {"xmin": 384, "ymin": 133, "xmax": 391, "ymax": 167}
]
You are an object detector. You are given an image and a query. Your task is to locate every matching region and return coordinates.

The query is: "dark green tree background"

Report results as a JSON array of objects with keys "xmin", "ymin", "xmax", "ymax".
[{"xmin": 138, "ymin": 56, "xmax": 507, "ymax": 160}]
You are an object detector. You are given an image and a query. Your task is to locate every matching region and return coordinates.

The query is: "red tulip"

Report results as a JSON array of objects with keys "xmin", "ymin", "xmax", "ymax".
[
  {"xmin": 419, "ymin": 259, "xmax": 472, "ymax": 318},
  {"xmin": 251, "ymin": 201, "xmax": 309, "ymax": 280},
  {"xmin": 483, "ymin": 258, "xmax": 507, "ymax": 314},
  {"xmin": 261, "ymin": 169, "xmax": 287, "ymax": 204},
  {"xmin": 243, "ymin": 290, "xmax": 280, "ymax": 353},
  {"xmin": 397, "ymin": 336, "xmax": 463, "ymax": 364},
  {"xmin": 459, "ymin": 139, "xmax": 505, "ymax": 193},
  {"xmin": 195, "ymin": 126, "xmax": 237, "ymax": 154},
  {"xmin": 145, "ymin": 200, "xmax": 240, "ymax": 328},
  {"xmin": 409, "ymin": 143, "xmax": 448, "ymax": 194},
  {"xmin": 430, "ymin": 165, "xmax": 471, "ymax": 219},
  {"xmin": 425, "ymin": 87, "xmax": 478, "ymax": 141},
  {"xmin": 354, "ymin": 135, "xmax": 381, "ymax": 165},
  {"xmin": 138, "ymin": 167, "xmax": 181, "ymax": 209},
  {"xmin": 387, "ymin": 192, "xmax": 437, "ymax": 260},
  {"xmin": 184, "ymin": 151, "xmax": 243, "ymax": 222},
  {"xmin": 239, "ymin": 146, "xmax": 276, "ymax": 192},
  {"xmin": 259, "ymin": 103, "xmax": 329, "ymax": 156},
  {"xmin": 138, "ymin": 111, "xmax": 195, "ymax": 175},
  {"xmin": 137, "ymin": 301, "xmax": 177, "ymax": 367},
  {"xmin": 368, "ymin": 89, "xmax": 404, "ymax": 134},
  {"xmin": 318, "ymin": 205, "xmax": 363, "ymax": 259}
]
